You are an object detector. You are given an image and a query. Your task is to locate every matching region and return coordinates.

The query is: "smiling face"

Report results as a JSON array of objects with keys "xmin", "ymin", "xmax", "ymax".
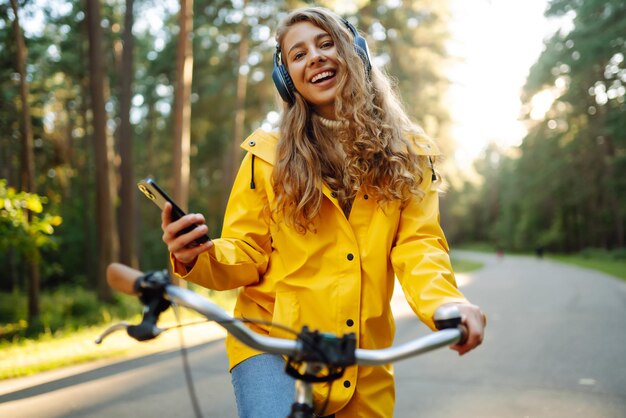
[{"xmin": 282, "ymin": 21, "xmax": 340, "ymax": 120}]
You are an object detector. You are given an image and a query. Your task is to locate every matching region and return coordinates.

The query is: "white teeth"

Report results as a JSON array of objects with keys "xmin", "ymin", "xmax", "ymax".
[{"xmin": 311, "ymin": 71, "xmax": 334, "ymax": 83}]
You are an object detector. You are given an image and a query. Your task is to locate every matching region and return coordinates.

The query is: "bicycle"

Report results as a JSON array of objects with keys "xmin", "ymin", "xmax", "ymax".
[{"xmin": 96, "ymin": 263, "xmax": 467, "ymax": 418}]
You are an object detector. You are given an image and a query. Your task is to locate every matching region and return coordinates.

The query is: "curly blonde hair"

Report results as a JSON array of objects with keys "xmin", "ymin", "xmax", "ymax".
[{"xmin": 273, "ymin": 7, "xmax": 429, "ymax": 233}]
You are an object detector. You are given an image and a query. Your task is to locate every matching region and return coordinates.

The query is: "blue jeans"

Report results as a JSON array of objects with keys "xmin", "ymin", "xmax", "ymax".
[
  {"xmin": 231, "ymin": 354, "xmax": 296, "ymax": 418},
  {"xmin": 231, "ymin": 353, "xmax": 336, "ymax": 418}
]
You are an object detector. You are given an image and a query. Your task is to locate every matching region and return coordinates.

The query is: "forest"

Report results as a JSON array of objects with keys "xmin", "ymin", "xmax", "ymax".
[
  {"xmin": 1, "ymin": 0, "xmax": 625, "ymax": 335},
  {"xmin": 442, "ymin": 0, "xmax": 626, "ymax": 258}
]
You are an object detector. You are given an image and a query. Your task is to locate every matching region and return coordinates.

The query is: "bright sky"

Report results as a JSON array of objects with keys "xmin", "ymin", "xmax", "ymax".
[{"xmin": 447, "ymin": 0, "xmax": 559, "ymax": 168}]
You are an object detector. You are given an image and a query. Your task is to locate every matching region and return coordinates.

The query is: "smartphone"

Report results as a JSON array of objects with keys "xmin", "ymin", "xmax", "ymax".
[{"xmin": 137, "ymin": 177, "xmax": 210, "ymax": 245}]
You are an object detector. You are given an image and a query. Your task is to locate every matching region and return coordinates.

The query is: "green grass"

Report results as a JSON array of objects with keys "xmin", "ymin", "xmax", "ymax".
[
  {"xmin": 451, "ymin": 257, "xmax": 484, "ymax": 273},
  {"xmin": 549, "ymin": 254, "xmax": 626, "ymax": 282},
  {"xmin": 0, "ymin": 323, "xmax": 137, "ymax": 380},
  {"xmin": 0, "ymin": 307, "xmax": 232, "ymax": 380},
  {"xmin": 454, "ymin": 242, "xmax": 496, "ymax": 253},
  {"xmin": 454, "ymin": 242, "xmax": 626, "ymax": 282}
]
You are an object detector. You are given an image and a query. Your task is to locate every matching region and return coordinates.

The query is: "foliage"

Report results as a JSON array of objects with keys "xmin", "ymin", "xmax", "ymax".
[
  {"xmin": 0, "ymin": 286, "xmax": 140, "ymax": 341},
  {"xmin": 357, "ymin": 0, "xmax": 454, "ymax": 154},
  {"xmin": 0, "ymin": 179, "xmax": 62, "ymax": 263},
  {"xmin": 444, "ymin": 0, "xmax": 626, "ymax": 254}
]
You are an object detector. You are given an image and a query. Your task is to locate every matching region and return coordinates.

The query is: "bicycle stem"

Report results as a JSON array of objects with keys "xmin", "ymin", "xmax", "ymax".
[{"xmin": 288, "ymin": 363, "xmax": 319, "ymax": 418}]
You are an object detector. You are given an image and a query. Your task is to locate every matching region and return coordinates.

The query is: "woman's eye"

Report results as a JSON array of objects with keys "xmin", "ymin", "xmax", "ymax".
[
  {"xmin": 293, "ymin": 52, "xmax": 305, "ymax": 61},
  {"xmin": 321, "ymin": 41, "xmax": 333, "ymax": 49}
]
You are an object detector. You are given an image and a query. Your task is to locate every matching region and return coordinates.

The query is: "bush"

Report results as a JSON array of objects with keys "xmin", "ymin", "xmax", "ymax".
[
  {"xmin": 609, "ymin": 248, "xmax": 626, "ymax": 261},
  {"xmin": 579, "ymin": 247, "xmax": 626, "ymax": 261},
  {"xmin": 0, "ymin": 290, "xmax": 26, "ymax": 323},
  {"xmin": 0, "ymin": 287, "xmax": 141, "ymax": 341},
  {"xmin": 0, "ymin": 179, "xmax": 62, "ymax": 264}
]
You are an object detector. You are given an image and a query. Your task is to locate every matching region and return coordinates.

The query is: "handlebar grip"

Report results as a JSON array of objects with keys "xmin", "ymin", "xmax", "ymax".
[
  {"xmin": 107, "ymin": 263, "xmax": 143, "ymax": 295},
  {"xmin": 458, "ymin": 324, "xmax": 468, "ymax": 345},
  {"xmin": 433, "ymin": 305, "xmax": 462, "ymax": 330},
  {"xmin": 433, "ymin": 304, "xmax": 468, "ymax": 345}
]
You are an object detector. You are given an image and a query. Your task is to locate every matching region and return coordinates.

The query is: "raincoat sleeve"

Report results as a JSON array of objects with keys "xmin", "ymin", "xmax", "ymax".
[
  {"xmin": 170, "ymin": 152, "xmax": 272, "ymax": 290},
  {"xmin": 390, "ymin": 158, "xmax": 469, "ymax": 330}
]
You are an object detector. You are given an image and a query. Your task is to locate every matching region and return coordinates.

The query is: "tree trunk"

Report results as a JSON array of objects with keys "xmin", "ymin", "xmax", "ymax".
[
  {"xmin": 86, "ymin": 0, "xmax": 119, "ymax": 302},
  {"xmin": 170, "ymin": 0, "xmax": 194, "ymax": 285},
  {"xmin": 77, "ymin": 11, "xmax": 97, "ymax": 288},
  {"xmin": 81, "ymin": 77, "xmax": 97, "ymax": 287},
  {"xmin": 118, "ymin": 0, "xmax": 138, "ymax": 267},
  {"xmin": 11, "ymin": 0, "xmax": 40, "ymax": 324},
  {"xmin": 171, "ymin": 0, "xmax": 194, "ymax": 211},
  {"xmin": 226, "ymin": 4, "xmax": 249, "ymax": 194},
  {"xmin": 603, "ymin": 135, "xmax": 624, "ymax": 248}
]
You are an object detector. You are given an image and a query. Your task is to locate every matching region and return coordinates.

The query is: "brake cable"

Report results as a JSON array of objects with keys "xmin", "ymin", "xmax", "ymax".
[{"xmin": 172, "ymin": 303, "xmax": 203, "ymax": 418}]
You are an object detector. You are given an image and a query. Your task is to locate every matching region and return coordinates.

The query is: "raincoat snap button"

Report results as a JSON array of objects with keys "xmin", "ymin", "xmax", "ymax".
[
  {"xmin": 346, "ymin": 319, "xmax": 354, "ymax": 327},
  {"xmin": 331, "ymin": 191, "xmax": 337, "ymax": 198},
  {"xmin": 363, "ymin": 194, "xmax": 369, "ymax": 200},
  {"xmin": 343, "ymin": 380, "xmax": 351, "ymax": 388},
  {"xmin": 248, "ymin": 140, "xmax": 256, "ymax": 146},
  {"xmin": 347, "ymin": 253, "xmax": 354, "ymax": 261}
]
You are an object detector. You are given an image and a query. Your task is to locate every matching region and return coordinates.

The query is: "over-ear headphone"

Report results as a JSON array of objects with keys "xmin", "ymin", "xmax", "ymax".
[{"xmin": 272, "ymin": 19, "xmax": 372, "ymax": 105}]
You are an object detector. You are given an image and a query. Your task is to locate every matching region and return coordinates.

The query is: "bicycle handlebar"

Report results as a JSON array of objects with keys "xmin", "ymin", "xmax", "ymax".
[{"xmin": 102, "ymin": 263, "xmax": 466, "ymax": 366}]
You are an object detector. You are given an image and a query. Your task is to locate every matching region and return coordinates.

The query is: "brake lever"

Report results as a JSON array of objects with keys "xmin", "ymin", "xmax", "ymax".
[
  {"xmin": 95, "ymin": 321, "xmax": 130, "ymax": 344},
  {"xmin": 126, "ymin": 319, "xmax": 165, "ymax": 341},
  {"xmin": 97, "ymin": 269, "xmax": 172, "ymax": 345}
]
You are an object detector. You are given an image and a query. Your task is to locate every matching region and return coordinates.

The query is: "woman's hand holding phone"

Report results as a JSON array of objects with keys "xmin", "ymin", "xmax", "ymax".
[{"xmin": 161, "ymin": 202, "xmax": 213, "ymax": 269}]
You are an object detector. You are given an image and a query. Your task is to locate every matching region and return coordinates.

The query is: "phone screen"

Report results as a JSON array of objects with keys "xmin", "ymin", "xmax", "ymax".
[{"xmin": 137, "ymin": 177, "xmax": 210, "ymax": 244}]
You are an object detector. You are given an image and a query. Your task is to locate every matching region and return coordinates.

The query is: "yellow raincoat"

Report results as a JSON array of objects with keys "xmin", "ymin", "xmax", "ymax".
[{"xmin": 172, "ymin": 128, "xmax": 468, "ymax": 417}]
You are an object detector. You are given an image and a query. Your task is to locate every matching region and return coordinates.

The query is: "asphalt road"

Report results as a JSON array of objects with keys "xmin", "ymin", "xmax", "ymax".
[{"xmin": 1, "ymin": 251, "xmax": 625, "ymax": 417}]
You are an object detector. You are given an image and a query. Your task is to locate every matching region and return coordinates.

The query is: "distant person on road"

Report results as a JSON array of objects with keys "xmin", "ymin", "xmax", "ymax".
[
  {"xmin": 160, "ymin": 6, "xmax": 486, "ymax": 418},
  {"xmin": 535, "ymin": 245, "xmax": 545, "ymax": 259}
]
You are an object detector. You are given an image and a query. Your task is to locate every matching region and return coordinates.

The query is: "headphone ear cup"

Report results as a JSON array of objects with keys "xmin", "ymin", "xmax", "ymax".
[
  {"xmin": 342, "ymin": 19, "xmax": 372, "ymax": 74},
  {"xmin": 353, "ymin": 35, "xmax": 372, "ymax": 73},
  {"xmin": 272, "ymin": 59, "xmax": 296, "ymax": 104}
]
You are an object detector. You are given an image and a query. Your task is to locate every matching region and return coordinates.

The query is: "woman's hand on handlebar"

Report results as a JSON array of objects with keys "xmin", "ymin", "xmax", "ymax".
[
  {"xmin": 161, "ymin": 202, "xmax": 213, "ymax": 268},
  {"xmin": 449, "ymin": 303, "xmax": 486, "ymax": 356}
]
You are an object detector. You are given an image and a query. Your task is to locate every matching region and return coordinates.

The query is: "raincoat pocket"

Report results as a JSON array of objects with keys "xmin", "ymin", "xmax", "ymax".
[{"xmin": 269, "ymin": 291, "xmax": 300, "ymax": 339}]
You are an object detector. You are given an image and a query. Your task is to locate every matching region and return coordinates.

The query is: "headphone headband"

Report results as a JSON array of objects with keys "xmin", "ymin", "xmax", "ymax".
[{"xmin": 272, "ymin": 18, "xmax": 371, "ymax": 105}]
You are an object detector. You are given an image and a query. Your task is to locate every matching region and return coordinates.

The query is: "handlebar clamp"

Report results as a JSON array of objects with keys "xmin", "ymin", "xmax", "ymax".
[
  {"xmin": 134, "ymin": 269, "xmax": 171, "ymax": 305},
  {"xmin": 285, "ymin": 327, "xmax": 357, "ymax": 383}
]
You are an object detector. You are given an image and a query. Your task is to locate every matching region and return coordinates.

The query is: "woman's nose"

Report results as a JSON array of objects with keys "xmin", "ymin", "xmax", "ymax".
[{"xmin": 308, "ymin": 49, "xmax": 326, "ymax": 65}]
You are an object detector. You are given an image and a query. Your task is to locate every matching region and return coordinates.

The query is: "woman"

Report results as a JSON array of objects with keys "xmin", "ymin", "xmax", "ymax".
[{"xmin": 161, "ymin": 7, "xmax": 485, "ymax": 418}]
